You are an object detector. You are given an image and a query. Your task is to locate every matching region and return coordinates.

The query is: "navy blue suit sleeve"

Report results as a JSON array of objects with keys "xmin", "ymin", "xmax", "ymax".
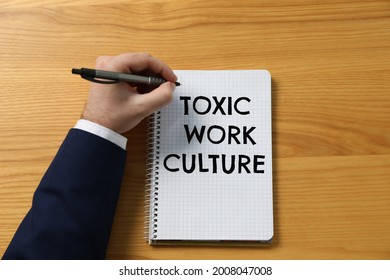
[{"xmin": 2, "ymin": 129, "xmax": 127, "ymax": 259}]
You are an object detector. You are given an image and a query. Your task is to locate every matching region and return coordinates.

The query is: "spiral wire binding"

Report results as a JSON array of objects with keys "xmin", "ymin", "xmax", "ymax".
[{"xmin": 144, "ymin": 111, "xmax": 161, "ymax": 242}]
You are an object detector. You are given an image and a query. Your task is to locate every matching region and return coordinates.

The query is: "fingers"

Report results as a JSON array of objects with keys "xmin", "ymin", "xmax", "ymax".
[
  {"xmin": 88, "ymin": 53, "xmax": 177, "ymax": 133},
  {"xmin": 117, "ymin": 53, "xmax": 178, "ymax": 82},
  {"xmin": 94, "ymin": 52, "xmax": 177, "ymax": 85},
  {"xmin": 135, "ymin": 82, "xmax": 176, "ymax": 117}
]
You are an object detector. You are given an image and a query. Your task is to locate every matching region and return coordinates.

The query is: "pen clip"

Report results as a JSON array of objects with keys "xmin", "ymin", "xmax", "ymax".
[{"xmin": 81, "ymin": 74, "xmax": 119, "ymax": 84}]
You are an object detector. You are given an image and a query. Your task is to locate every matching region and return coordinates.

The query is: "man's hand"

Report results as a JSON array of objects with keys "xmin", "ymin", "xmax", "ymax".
[{"xmin": 82, "ymin": 53, "xmax": 177, "ymax": 134}]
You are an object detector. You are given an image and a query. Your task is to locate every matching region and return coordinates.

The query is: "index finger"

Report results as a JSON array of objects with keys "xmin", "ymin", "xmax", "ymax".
[{"xmin": 117, "ymin": 53, "xmax": 178, "ymax": 82}]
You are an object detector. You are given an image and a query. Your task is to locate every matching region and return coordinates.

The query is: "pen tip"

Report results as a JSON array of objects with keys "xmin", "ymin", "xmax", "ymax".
[{"xmin": 175, "ymin": 82, "xmax": 181, "ymax": 86}]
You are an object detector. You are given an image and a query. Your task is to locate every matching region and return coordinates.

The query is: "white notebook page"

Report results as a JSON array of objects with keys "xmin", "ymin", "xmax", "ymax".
[{"xmin": 150, "ymin": 70, "xmax": 273, "ymax": 242}]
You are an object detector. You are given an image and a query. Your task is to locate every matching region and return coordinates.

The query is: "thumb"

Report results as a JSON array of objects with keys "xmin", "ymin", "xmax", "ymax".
[{"xmin": 137, "ymin": 82, "xmax": 175, "ymax": 116}]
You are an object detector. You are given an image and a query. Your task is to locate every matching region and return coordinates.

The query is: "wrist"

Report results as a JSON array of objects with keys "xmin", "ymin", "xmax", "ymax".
[{"xmin": 74, "ymin": 119, "xmax": 127, "ymax": 150}]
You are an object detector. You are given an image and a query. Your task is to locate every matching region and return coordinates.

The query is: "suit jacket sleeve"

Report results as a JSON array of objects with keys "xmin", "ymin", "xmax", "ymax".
[{"xmin": 2, "ymin": 128, "xmax": 127, "ymax": 259}]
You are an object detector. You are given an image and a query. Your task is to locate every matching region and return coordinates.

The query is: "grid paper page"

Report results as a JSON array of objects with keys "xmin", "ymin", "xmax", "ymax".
[{"xmin": 150, "ymin": 70, "xmax": 273, "ymax": 242}]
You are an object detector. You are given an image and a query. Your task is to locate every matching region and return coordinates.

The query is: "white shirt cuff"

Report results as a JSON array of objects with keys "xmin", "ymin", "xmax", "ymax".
[{"xmin": 74, "ymin": 119, "xmax": 127, "ymax": 150}]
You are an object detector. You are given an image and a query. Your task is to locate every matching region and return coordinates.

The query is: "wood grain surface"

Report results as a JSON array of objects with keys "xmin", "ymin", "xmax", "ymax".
[{"xmin": 0, "ymin": 0, "xmax": 389, "ymax": 259}]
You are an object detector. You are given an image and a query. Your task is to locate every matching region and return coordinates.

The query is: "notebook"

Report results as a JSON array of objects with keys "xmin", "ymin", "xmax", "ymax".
[{"xmin": 145, "ymin": 70, "xmax": 273, "ymax": 245}]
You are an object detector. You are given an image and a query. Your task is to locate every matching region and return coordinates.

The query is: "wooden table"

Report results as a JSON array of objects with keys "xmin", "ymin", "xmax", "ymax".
[{"xmin": 0, "ymin": 0, "xmax": 389, "ymax": 260}]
